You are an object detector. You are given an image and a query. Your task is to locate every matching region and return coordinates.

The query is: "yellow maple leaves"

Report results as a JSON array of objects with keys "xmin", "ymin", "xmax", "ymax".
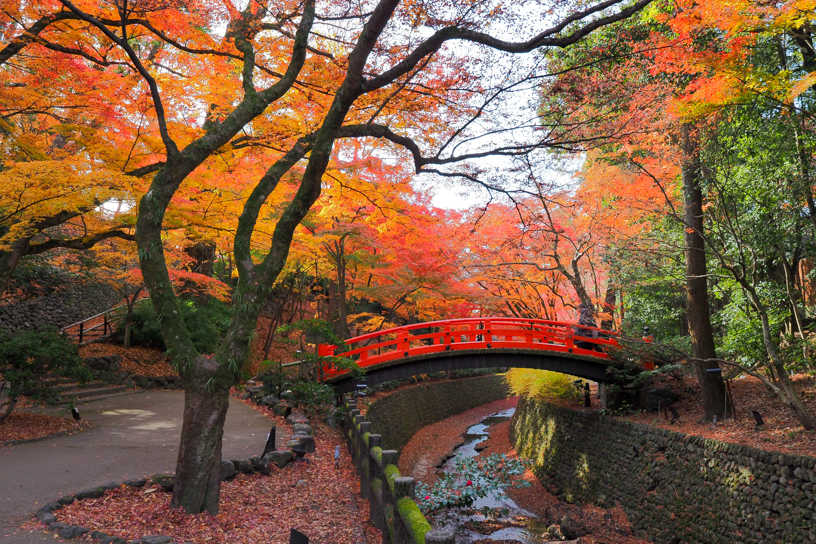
[{"xmin": 0, "ymin": 159, "xmax": 136, "ymax": 250}]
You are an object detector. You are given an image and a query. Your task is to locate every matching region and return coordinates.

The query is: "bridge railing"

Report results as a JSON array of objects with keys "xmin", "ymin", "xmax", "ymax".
[{"xmin": 323, "ymin": 317, "xmax": 618, "ymax": 379}]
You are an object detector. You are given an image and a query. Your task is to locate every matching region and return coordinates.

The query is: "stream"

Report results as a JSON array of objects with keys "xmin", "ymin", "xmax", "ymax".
[{"xmin": 430, "ymin": 407, "xmax": 555, "ymax": 544}]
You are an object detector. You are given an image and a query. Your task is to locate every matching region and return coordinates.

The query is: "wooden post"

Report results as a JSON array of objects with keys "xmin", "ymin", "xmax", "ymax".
[
  {"xmin": 393, "ymin": 477, "xmax": 415, "ymax": 499},
  {"xmin": 359, "ymin": 421, "xmax": 372, "ymax": 498},
  {"xmin": 398, "ymin": 331, "xmax": 409, "ymax": 354}
]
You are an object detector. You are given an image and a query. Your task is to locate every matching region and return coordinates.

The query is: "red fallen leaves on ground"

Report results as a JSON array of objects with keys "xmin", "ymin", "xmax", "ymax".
[
  {"xmin": 0, "ymin": 411, "xmax": 87, "ymax": 443},
  {"xmin": 78, "ymin": 343, "xmax": 177, "ymax": 377},
  {"xmin": 246, "ymin": 316, "xmax": 302, "ymax": 377},
  {"xmin": 42, "ymin": 421, "xmax": 379, "ymax": 543},
  {"xmin": 572, "ymin": 374, "xmax": 816, "ymax": 458}
]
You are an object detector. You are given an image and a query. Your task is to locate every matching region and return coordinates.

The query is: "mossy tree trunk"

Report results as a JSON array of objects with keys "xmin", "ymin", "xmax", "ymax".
[
  {"xmin": 57, "ymin": 0, "xmax": 654, "ymax": 516},
  {"xmin": 170, "ymin": 373, "xmax": 230, "ymax": 513},
  {"xmin": 129, "ymin": 3, "xmax": 319, "ymax": 514}
]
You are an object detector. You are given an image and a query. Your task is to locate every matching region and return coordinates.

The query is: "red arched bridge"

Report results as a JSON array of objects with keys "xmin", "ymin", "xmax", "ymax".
[{"xmin": 321, "ymin": 318, "xmax": 620, "ymax": 396}]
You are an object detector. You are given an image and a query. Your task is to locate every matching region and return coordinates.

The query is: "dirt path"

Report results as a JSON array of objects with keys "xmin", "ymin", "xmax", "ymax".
[{"xmin": 399, "ymin": 398, "xmax": 648, "ymax": 544}]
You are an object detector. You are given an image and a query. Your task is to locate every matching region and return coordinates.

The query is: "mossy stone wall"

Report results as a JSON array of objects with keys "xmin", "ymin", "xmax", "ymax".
[
  {"xmin": 366, "ymin": 374, "xmax": 509, "ymax": 452},
  {"xmin": 510, "ymin": 396, "xmax": 816, "ymax": 544}
]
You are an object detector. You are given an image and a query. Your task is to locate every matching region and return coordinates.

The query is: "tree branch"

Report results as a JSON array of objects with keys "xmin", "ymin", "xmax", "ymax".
[{"xmin": 27, "ymin": 228, "xmax": 135, "ymax": 255}]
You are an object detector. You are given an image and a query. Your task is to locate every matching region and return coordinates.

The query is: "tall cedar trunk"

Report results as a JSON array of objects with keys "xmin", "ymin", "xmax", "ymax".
[
  {"xmin": 334, "ymin": 240, "xmax": 349, "ymax": 338},
  {"xmin": 681, "ymin": 124, "xmax": 729, "ymax": 421},
  {"xmin": 170, "ymin": 370, "xmax": 230, "ymax": 513},
  {"xmin": 600, "ymin": 285, "xmax": 616, "ymax": 330}
]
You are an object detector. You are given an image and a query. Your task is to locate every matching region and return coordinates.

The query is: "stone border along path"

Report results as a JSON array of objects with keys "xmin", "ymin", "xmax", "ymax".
[{"xmin": 0, "ymin": 391, "xmax": 288, "ymax": 543}]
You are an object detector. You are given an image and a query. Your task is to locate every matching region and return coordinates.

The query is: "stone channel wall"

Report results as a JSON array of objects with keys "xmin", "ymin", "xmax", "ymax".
[
  {"xmin": 510, "ymin": 396, "xmax": 816, "ymax": 544},
  {"xmin": 343, "ymin": 373, "xmax": 508, "ymax": 544},
  {"xmin": 365, "ymin": 374, "xmax": 510, "ymax": 451}
]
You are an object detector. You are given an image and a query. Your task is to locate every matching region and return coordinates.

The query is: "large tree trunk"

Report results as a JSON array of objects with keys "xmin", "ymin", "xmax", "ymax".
[
  {"xmin": 334, "ymin": 240, "xmax": 349, "ymax": 339},
  {"xmin": 170, "ymin": 368, "xmax": 231, "ymax": 514},
  {"xmin": 600, "ymin": 284, "xmax": 616, "ymax": 330},
  {"xmin": 681, "ymin": 123, "xmax": 728, "ymax": 421},
  {"xmin": 0, "ymin": 237, "xmax": 32, "ymax": 299}
]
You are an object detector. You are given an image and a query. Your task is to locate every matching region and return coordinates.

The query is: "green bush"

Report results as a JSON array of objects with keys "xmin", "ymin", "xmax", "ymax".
[
  {"xmin": 0, "ymin": 328, "xmax": 91, "ymax": 419},
  {"xmin": 115, "ymin": 302, "xmax": 165, "ymax": 349},
  {"xmin": 287, "ymin": 380, "xmax": 336, "ymax": 415},
  {"xmin": 114, "ymin": 298, "xmax": 233, "ymax": 354}
]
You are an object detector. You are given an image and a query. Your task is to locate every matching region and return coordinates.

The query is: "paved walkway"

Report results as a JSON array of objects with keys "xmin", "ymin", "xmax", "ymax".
[{"xmin": 0, "ymin": 391, "xmax": 276, "ymax": 543}]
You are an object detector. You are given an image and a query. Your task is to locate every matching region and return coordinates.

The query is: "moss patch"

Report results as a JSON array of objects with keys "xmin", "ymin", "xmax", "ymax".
[{"xmin": 396, "ymin": 497, "xmax": 432, "ymax": 544}]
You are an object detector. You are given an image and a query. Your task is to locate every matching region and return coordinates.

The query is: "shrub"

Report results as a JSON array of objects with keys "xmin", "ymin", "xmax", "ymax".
[
  {"xmin": 0, "ymin": 328, "xmax": 92, "ymax": 420},
  {"xmin": 114, "ymin": 298, "xmax": 233, "ymax": 354},
  {"xmin": 287, "ymin": 380, "xmax": 336, "ymax": 415},
  {"xmin": 255, "ymin": 360, "xmax": 293, "ymax": 397},
  {"xmin": 505, "ymin": 368, "xmax": 582, "ymax": 402},
  {"xmin": 114, "ymin": 301, "xmax": 164, "ymax": 349}
]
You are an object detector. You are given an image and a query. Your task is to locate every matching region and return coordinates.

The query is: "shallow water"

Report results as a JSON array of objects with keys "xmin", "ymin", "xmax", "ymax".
[{"xmin": 433, "ymin": 407, "xmax": 555, "ymax": 543}]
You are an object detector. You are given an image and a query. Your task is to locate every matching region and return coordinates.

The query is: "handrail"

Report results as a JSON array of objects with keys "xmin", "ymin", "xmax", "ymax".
[
  {"xmin": 322, "ymin": 317, "xmax": 618, "ymax": 379},
  {"xmin": 61, "ymin": 297, "xmax": 149, "ymax": 343},
  {"xmin": 61, "ymin": 296, "xmax": 149, "ymax": 331}
]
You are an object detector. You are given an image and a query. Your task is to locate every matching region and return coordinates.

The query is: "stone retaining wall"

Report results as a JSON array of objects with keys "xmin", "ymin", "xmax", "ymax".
[
  {"xmin": 365, "ymin": 374, "xmax": 510, "ymax": 451},
  {"xmin": 0, "ymin": 282, "xmax": 120, "ymax": 333},
  {"xmin": 510, "ymin": 396, "xmax": 816, "ymax": 544}
]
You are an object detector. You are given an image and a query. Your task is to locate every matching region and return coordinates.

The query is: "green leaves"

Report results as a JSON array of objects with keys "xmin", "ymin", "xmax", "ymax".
[
  {"xmin": 0, "ymin": 328, "xmax": 91, "ymax": 406},
  {"xmin": 415, "ymin": 453, "xmax": 531, "ymax": 516}
]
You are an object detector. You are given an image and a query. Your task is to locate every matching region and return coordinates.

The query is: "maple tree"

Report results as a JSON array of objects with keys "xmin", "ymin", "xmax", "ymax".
[
  {"xmin": 461, "ymin": 155, "xmax": 663, "ymax": 326},
  {"xmin": 2, "ymin": 0, "xmax": 653, "ymax": 513},
  {"xmin": 531, "ymin": 0, "xmax": 816, "ymax": 427},
  {"xmin": 0, "ymin": 7, "xmax": 153, "ymax": 298},
  {"xmin": 0, "ymin": 145, "xmax": 140, "ymax": 299}
]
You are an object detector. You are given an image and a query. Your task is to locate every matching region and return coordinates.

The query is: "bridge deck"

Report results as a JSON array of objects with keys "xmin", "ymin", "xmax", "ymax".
[{"xmin": 322, "ymin": 317, "xmax": 617, "ymax": 381}]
